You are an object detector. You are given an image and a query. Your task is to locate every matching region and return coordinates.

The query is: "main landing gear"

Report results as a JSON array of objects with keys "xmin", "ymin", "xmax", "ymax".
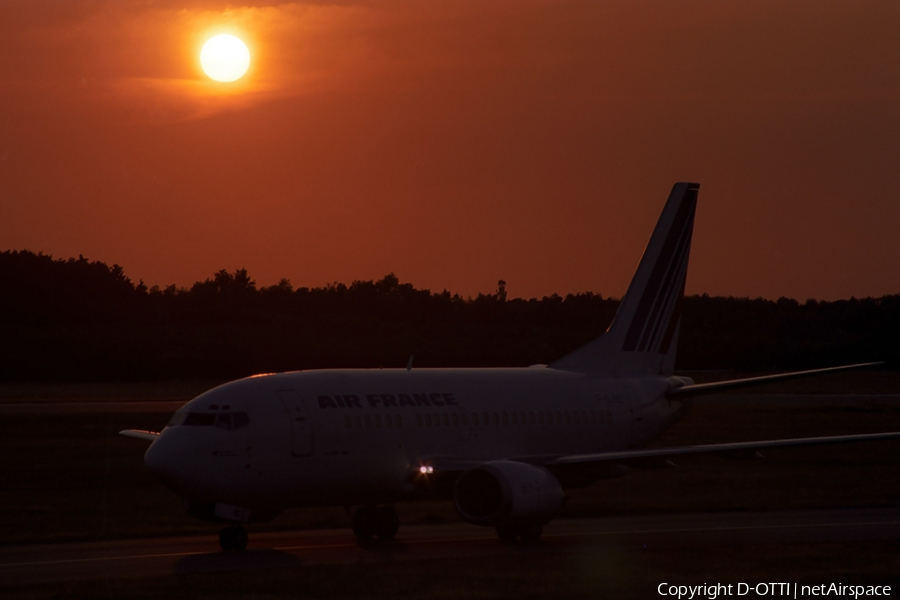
[
  {"xmin": 351, "ymin": 505, "xmax": 400, "ymax": 542},
  {"xmin": 219, "ymin": 524, "xmax": 249, "ymax": 552},
  {"xmin": 495, "ymin": 523, "xmax": 543, "ymax": 545}
]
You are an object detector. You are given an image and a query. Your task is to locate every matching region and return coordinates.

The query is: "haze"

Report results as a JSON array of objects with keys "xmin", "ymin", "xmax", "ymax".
[{"xmin": 1, "ymin": 0, "xmax": 899, "ymax": 301}]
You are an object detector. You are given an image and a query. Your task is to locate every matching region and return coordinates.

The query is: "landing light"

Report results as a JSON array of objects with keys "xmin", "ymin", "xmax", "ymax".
[{"xmin": 419, "ymin": 465, "xmax": 434, "ymax": 475}]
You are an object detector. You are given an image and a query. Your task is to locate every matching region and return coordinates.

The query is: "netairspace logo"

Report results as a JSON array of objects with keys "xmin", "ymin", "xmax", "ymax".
[{"xmin": 657, "ymin": 583, "xmax": 892, "ymax": 600}]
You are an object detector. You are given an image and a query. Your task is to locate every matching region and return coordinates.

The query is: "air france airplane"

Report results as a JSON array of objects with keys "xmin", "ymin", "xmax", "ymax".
[{"xmin": 122, "ymin": 182, "xmax": 899, "ymax": 552}]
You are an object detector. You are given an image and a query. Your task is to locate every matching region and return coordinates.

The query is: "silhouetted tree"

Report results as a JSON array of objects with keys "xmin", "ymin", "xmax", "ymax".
[{"xmin": 1, "ymin": 250, "xmax": 897, "ymax": 382}]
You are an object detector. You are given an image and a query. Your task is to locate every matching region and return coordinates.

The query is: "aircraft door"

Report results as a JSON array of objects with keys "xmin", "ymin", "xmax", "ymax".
[
  {"xmin": 277, "ymin": 389, "xmax": 314, "ymax": 457},
  {"xmin": 623, "ymin": 386, "xmax": 639, "ymax": 444}
]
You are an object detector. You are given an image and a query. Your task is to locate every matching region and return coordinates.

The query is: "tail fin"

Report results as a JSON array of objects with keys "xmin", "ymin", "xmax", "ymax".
[{"xmin": 550, "ymin": 182, "xmax": 699, "ymax": 375}]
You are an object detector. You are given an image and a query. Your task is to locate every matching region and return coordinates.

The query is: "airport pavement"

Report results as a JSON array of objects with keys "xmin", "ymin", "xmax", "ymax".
[{"xmin": 1, "ymin": 508, "xmax": 898, "ymax": 588}]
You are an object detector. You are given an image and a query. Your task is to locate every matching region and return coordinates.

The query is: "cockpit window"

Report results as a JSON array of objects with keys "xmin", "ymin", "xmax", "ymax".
[
  {"xmin": 183, "ymin": 412, "xmax": 216, "ymax": 426},
  {"xmin": 214, "ymin": 412, "xmax": 250, "ymax": 430}
]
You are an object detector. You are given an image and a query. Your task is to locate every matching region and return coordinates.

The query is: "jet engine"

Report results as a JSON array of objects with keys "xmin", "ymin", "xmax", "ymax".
[{"xmin": 454, "ymin": 460, "xmax": 565, "ymax": 526}]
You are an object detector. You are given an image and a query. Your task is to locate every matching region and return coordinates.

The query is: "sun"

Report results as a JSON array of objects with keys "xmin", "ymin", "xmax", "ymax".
[{"xmin": 200, "ymin": 34, "xmax": 251, "ymax": 83}]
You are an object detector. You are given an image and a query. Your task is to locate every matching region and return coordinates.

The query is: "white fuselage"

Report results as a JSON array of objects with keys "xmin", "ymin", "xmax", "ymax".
[{"xmin": 145, "ymin": 367, "xmax": 690, "ymax": 513}]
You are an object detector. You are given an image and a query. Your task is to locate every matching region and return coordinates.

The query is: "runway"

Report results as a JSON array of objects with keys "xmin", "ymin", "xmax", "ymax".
[{"xmin": 2, "ymin": 507, "xmax": 898, "ymax": 588}]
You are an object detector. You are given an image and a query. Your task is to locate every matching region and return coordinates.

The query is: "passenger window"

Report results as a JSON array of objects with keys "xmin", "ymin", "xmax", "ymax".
[
  {"xmin": 395, "ymin": 415, "xmax": 402, "ymax": 428},
  {"xmin": 538, "ymin": 412, "xmax": 545, "ymax": 425},
  {"xmin": 461, "ymin": 413, "xmax": 468, "ymax": 426},
  {"xmin": 424, "ymin": 414, "xmax": 432, "ymax": 427},
  {"xmin": 374, "ymin": 415, "xmax": 382, "ymax": 428},
  {"xmin": 385, "ymin": 415, "xmax": 392, "ymax": 428},
  {"xmin": 415, "ymin": 414, "xmax": 422, "ymax": 428},
  {"xmin": 344, "ymin": 415, "xmax": 352, "ymax": 429},
  {"xmin": 483, "ymin": 412, "xmax": 490, "ymax": 426},
  {"xmin": 573, "ymin": 411, "xmax": 580, "ymax": 424},
  {"xmin": 511, "ymin": 412, "xmax": 518, "ymax": 426},
  {"xmin": 472, "ymin": 413, "xmax": 479, "ymax": 426},
  {"xmin": 564, "ymin": 411, "xmax": 571, "ymax": 425},
  {"xmin": 491, "ymin": 412, "xmax": 498, "ymax": 426},
  {"xmin": 432, "ymin": 413, "xmax": 440, "ymax": 427},
  {"xmin": 442, "ymin": 413, "xmax": 450, "ymax": 427},
  {"xmin": 354, "ymin": 415, "xmax": 361, "ymax": 429},
  {"xmin": 502, "ymin": 412, "xmax": 508, "ymax": 425},
  {"xmin": 607, "ymin": 410, "xmax": 613, "ymax": 423},
  {"xmin": 555, "ymin": 411, "xmax": 561, "ymax": 425},
  {"xmin": 581, "ymin": 410, "xmax": 588, "ymax": 424},
  {"xmin": 451, "ymin": 413, "xmax": 459, "ymax": 427},
  {"xmin": 590, "ymin": 411, "xmax": 597, "ymax": 423},
  {"xmin": 528, "ymin": 411, "xmax": 535, "ymax": 425},
  {"xmin": 364, "ymin": 415, "xmax": 372, "ymax": 428}
]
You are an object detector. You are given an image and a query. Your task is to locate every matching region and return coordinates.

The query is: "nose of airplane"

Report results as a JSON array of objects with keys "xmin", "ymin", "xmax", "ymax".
[{"xmin": 143, "ymin": 435, "xmax": 182, "ymax": 490}]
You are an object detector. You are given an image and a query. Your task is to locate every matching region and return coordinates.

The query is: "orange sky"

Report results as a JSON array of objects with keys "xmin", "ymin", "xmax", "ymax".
[{"xmin": 2, "ymin": 1, "xmax": 899, "ymax": 300}]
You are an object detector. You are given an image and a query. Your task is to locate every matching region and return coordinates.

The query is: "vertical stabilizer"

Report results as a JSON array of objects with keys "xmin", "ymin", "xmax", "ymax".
[{"xmin": 550, "ymin": 182, "xmax": 699, "ymax": 375}]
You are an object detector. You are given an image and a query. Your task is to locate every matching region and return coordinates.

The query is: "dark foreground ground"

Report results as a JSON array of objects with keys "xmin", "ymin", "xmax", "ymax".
[
  {"xmin": 1, "ymin": 371, "xmax": 898, "ymax": 598},
  {"xmin": 3, "ymin": 510, "xmax": 899, "ymax": 599}
]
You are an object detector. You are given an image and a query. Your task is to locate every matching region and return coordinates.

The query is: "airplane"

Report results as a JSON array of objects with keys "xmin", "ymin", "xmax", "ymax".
[{"xmin": 122, "ymin": 182, "xmax": 899, "ymax": 552}]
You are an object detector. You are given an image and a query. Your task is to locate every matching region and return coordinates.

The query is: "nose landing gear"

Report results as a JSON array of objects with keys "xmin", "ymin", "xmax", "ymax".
[
  {"xmin": 496, "ymin": 523, "xmax": 543, "ymax": 545},
  {"xmin": 219, "ymin": 524, "xmax": 249, "ymax": 552},
  {"xmin": 351, "ymin": 505, "xmax": 400, "ymax": 542}
]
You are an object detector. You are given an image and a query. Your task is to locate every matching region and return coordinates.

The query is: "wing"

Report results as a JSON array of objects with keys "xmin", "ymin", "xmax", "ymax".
[
  {"xmin": 667, "ymin": 361, "xmax": 883, "ymax": 397},
  {"xmin": 120, "ymin": 429, "xmax": 160, "ymax": 442},
  {"xmin": 421, "ymin": 431, "xmax": 900, "ymax": 488}
]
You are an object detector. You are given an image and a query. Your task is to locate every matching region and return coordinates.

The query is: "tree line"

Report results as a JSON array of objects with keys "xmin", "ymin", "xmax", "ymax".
[{"xmin": 0, "ymin": 250, "xmax": 896, "ymax": 382}]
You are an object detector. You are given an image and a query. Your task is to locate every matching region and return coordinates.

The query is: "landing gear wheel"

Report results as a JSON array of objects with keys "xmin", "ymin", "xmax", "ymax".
[
  {"xmin": 351, "ymin": 505, "xmax": 378, "ymax": 541},
  {"xmin": 374, "ymin": 506, "xmax": 400, "ymax": 541},
  {"xmin": 519, "ymin": 524, "xmax": 543, "ymax": 544},
  {"xmin": 496, "ymin": 524, "xmax": 519, "ymax": 545},
  {"xmin": 352, "ymin": 505, "xmax": 400, "ymax": 542},
  {"xmin": 219, "ymin": 524, "xmax": 248, "ymax": 552}
]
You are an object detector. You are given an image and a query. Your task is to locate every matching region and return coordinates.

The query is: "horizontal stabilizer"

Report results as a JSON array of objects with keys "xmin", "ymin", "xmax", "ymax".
[
  {"xmin": 120, "ymin": 429, "xmax": 160, "ymax": 442},
  {"xmin": 667, "ymin": 362, "xmax": 884, "ymax": 397},
  {"xmin": 548, "ymin": 430, "xmax": 900, "ymax": 466}
]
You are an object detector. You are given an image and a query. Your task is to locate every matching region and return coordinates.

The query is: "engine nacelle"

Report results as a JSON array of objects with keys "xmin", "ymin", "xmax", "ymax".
[{"xmin": 454, "ymin": 460, "xmax": 565, "ymax": 526}]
